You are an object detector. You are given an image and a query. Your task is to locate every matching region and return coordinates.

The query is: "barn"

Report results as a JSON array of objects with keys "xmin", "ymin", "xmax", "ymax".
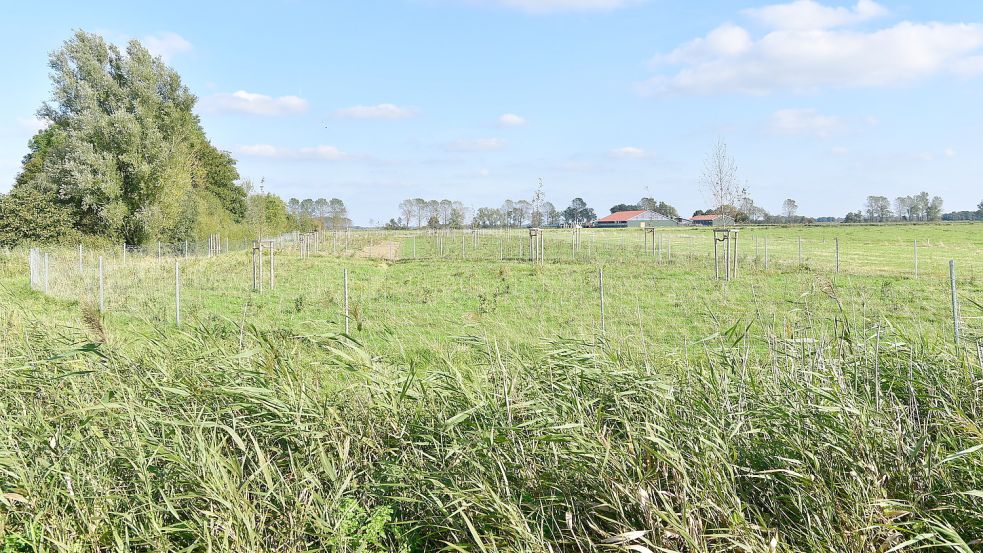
[
  {"xmin": 594, "ymin": 210, "xmax": 677, "ymax": 228},
  {"xmin": 690, "ymin": 214, "xmax": 735, "ymax": 227}
]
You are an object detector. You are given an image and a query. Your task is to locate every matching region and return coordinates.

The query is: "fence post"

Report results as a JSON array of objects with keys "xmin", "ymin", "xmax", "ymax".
[
  {"xmin": 157, "ymin": 241, "xmax": 162, "ymax": 260},
  {"xmin": 764, "ymin": 237, "xmax": 769, "ymax": 269},
  {"xmin": 122, "ymin": 243, "xmax": 127, "ymax": 266},
  {"xmin": 598, "ymin": 267, "xmax": 605, "ymax": 334},
  {"xmin": 98, "ymin": 256, "xmax": 105, "ymax": 313},
  {"xmin": 714, "ymin": 235, "xmax": 719, "ymax": 279},
  {"xmin": 950, "ymin": 260, "xmax": 960, "ymax": 348},
  {"xmin": 913, "ymin": 240, "xmax": 918, "ymax": 279},
  {"xmin": 43, "ymin": 252, "xmax": 49, "ymax": 294},
  {"xmin": 344, "ymin": 268, "xmax": 350, "ymax": 334},
  {"xmin": 835, "ymin": 238, "xmax": 839, "ymax": 273},
  {"xmin": 175, "ymin": 260, "xmax": 181, "ymax": 327},
  {"xmin": 270, "ymin": 246, "xmax": 275, "ymax": 290}
]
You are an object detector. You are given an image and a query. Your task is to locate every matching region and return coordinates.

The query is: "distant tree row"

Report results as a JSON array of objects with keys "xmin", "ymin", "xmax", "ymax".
[
  {"xmin": 609, "ymin": 197, "xmax": 680, "ymax": 219},
  {"xmin": 287, "ymin": 197, "xmax": 350, "ymax": 230},
  {"xmin": 394, "ymin": 191, "xmax": 605, "ymax": 229}
]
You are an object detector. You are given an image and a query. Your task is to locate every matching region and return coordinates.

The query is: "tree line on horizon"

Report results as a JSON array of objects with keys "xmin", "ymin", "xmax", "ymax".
[{"xmin": 1, "ymin": 31, "xmax": 980, "ymax": 247}]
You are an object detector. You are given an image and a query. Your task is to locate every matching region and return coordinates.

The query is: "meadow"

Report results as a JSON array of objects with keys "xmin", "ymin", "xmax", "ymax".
[{"xmin": 1, "ymin": 224, "xmax": 982, "ymax": 552}]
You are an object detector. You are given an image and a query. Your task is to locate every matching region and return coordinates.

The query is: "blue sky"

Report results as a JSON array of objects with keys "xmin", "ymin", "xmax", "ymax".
[{"xmin": 2, "ymin": 0, "xmax": 983, "ymax": 224}]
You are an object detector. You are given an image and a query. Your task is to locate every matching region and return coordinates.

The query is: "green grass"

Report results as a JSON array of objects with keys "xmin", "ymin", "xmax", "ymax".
[{"xmin": 1, "ymin": 224, "xmax": 982, "ymax": 551}]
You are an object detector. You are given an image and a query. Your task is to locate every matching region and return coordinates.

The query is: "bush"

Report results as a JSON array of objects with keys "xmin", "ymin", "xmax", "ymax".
[{"xmin": 0, "ymin": 188, "xmax": 79, "ymax": 247}]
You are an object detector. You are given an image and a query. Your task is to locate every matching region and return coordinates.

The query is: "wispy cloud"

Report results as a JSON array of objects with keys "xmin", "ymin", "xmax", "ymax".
[
  {"xmin": 334, "ymin": 103, "xmax": 419, "ymax": 119},
  {"xmin": 200, "ymin": 91, "xmax": 309, "ymax": 116},
  {"xmin": 647, "ymin": 0, "xmax": 983, "ymax": 95},
  {"xmin": 744, "ymin": 0, "xmax": 888, "ymax": 30},
  {"xmin": 237, "ymin": 144, "xmax": 348, "ymax": 160},
  {"xmin": 142, "ymin": 32, "xmax": 193, "ymax": 61},
  {"xmin": 768, "ymin": 108, "xmax": 842, "ymax": 137},
  {"xmin": 498, "ymin": 113, "xmax": 527, "ymax": 126},
  {"xmin": 609, "ymin": 146, "xmax": 650, "ymax": 159},
  {"xmin": 445, "ymin": 138, "xmax": 506, "ymax": 152}
]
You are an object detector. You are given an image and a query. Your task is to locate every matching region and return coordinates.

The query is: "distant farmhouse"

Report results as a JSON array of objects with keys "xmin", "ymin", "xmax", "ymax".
[
  {"xmin": 594, "ymin": 210, "xmax": 678, "ymax": 228},
  {"xmin": 690, "ymin": 214, "xmax": 735, "ymax": 227}
]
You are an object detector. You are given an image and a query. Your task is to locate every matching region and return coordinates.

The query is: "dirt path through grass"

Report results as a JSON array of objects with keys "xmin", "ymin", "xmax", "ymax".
[{"xmin": 357, "ymin": 241, "xmax": 400, "ymax": 260}]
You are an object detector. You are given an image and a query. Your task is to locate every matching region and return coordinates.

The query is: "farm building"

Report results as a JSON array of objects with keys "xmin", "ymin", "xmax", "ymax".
[
  {"xmin": 690, "ymin": 214, "xmax": 735, "ymax": 227},
  {"xmin": 594, "ymin": 210, "xmax": 677, "ymax": 228}
]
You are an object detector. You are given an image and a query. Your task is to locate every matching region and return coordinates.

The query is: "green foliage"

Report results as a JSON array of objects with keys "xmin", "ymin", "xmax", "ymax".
[
  {"xmin": 562, "ymin": 197, "xmax": 595, "ymax": 225},
  {"xmin": 328, "ymin": 499, "xmax": 405, "ymax": 553},
  {"xmin": 10, "ymin": 30, "xmax": 244, "ymax": 244},
  {"xmin": 0, "ymin": 187, "xmax": 80, "ymax": 247},
  {"xmin": 1, "ymin": 533, "xmax": 32, "ymax": 553}
]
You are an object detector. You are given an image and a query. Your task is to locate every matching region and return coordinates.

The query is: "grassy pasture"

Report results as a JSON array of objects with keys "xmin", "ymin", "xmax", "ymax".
[{"xmin": 1, "ymin": 224, "xmax": 982, "ymax": 552}]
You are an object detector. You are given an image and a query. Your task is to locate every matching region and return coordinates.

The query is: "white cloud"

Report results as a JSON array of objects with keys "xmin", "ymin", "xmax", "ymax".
[
  {"xmin": 499, "ymin": 113, "xmax": 527, "ymax": 126},
  {"xmin": 609, "ymin": 146, "xmax": 649, "ymax": 159},
  {"xmin": 238, "ymin": 144, "xmax": 348, "ymax": 160},
  {"xmin": 463, "ymin": 0, "xmax": 639, "ymax": 14},
  {"xmin": 142, "ymin": 32, "xmax": 193, "ymax": 61},
  {"xmin": 769, "ymin": 108, "xmax": 842, "ymax": 137},
  {"xmin": 830, "ymin": 146, "xmax": 849, "ymax": 155},
  {"xmin": 744, "ymin": 0, "xmax": 888, "ymax": 30},
  {"xmin": 200, "ymin": 91, "xmax": 309, "ymax": 116},
  {"xmin": 649, "ymin": 8, "xmax": 983, "ymax": 95},
  {"xmin": 944, "ymin": 148, "xmax": 958, "ymax": 158},
  {"xmin": 334, "ymin": 103, "xmax": 418, "ymax": 119},
  {"xmin": 446, "ymin": 138, "xmax": 506, "ymax": 152}
]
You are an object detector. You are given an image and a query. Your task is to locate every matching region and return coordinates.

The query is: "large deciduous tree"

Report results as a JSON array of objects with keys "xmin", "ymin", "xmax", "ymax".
[{"xmin": 3, "ymin": 31, "xmax": 244, "ymax": 245}]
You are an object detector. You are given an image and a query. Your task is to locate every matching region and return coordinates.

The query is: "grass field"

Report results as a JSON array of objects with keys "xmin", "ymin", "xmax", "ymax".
[{"xmin": 1, "ymin": 224, "xmax": 982, "ymax": 552}]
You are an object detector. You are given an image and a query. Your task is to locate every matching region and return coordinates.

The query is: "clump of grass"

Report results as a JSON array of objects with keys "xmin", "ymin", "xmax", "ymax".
[
  {"xmin": 0, "ymin": 311, "xmax": 980, "ymax": 552},
  {"xmin": 80, "ymin": 302, "xmax": 105, "ymax": 342}
]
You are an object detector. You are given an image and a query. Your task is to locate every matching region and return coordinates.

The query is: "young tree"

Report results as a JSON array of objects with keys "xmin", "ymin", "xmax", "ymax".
[
  {"xmin": 700, "ymin": 139, "xmax": 740, "ymax": 212},
  {"xmin": 782, "ymin": 198, "xmax": 798, "ymax": 222},
  {"xmin": 531, "ymin": 179, "xmax": 546, "ymax": 227}
]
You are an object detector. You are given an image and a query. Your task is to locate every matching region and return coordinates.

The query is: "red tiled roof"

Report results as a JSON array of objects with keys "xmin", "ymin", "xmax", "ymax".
[
  {"xmin": 596, "ymin": 210, "xmax": 647, "ymax": 223},
  {"xmin": 690, "ymin": 214, "xmax": 721, "ymax": 221}
]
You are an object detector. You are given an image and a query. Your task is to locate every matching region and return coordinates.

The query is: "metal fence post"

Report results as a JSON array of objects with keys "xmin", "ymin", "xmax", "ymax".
[
  {"xmin": 98, "ymin": 256, "xmax": 105, "ymax": 313},
  {"xmin": 344, "ymin": 268, "xmax": 350, "ymax": 334},
  {"xmin": 950, "ymin": 260, "xmax": 960, "ymax": 347},
  {"xmin": 175, "ymin": 260, "xmax": 181, "ymax": 326}
]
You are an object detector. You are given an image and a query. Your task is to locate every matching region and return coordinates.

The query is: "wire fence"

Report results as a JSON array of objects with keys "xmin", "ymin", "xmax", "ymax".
[{"xmin": 9, "ymin": 226, "xmax": 983, "ymax": 367}]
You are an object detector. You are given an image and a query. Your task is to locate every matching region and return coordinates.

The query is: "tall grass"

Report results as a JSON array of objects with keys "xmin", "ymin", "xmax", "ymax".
[{"xmin": 1, "ymin": 301, "xmax": 981, "ymax": 551}]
